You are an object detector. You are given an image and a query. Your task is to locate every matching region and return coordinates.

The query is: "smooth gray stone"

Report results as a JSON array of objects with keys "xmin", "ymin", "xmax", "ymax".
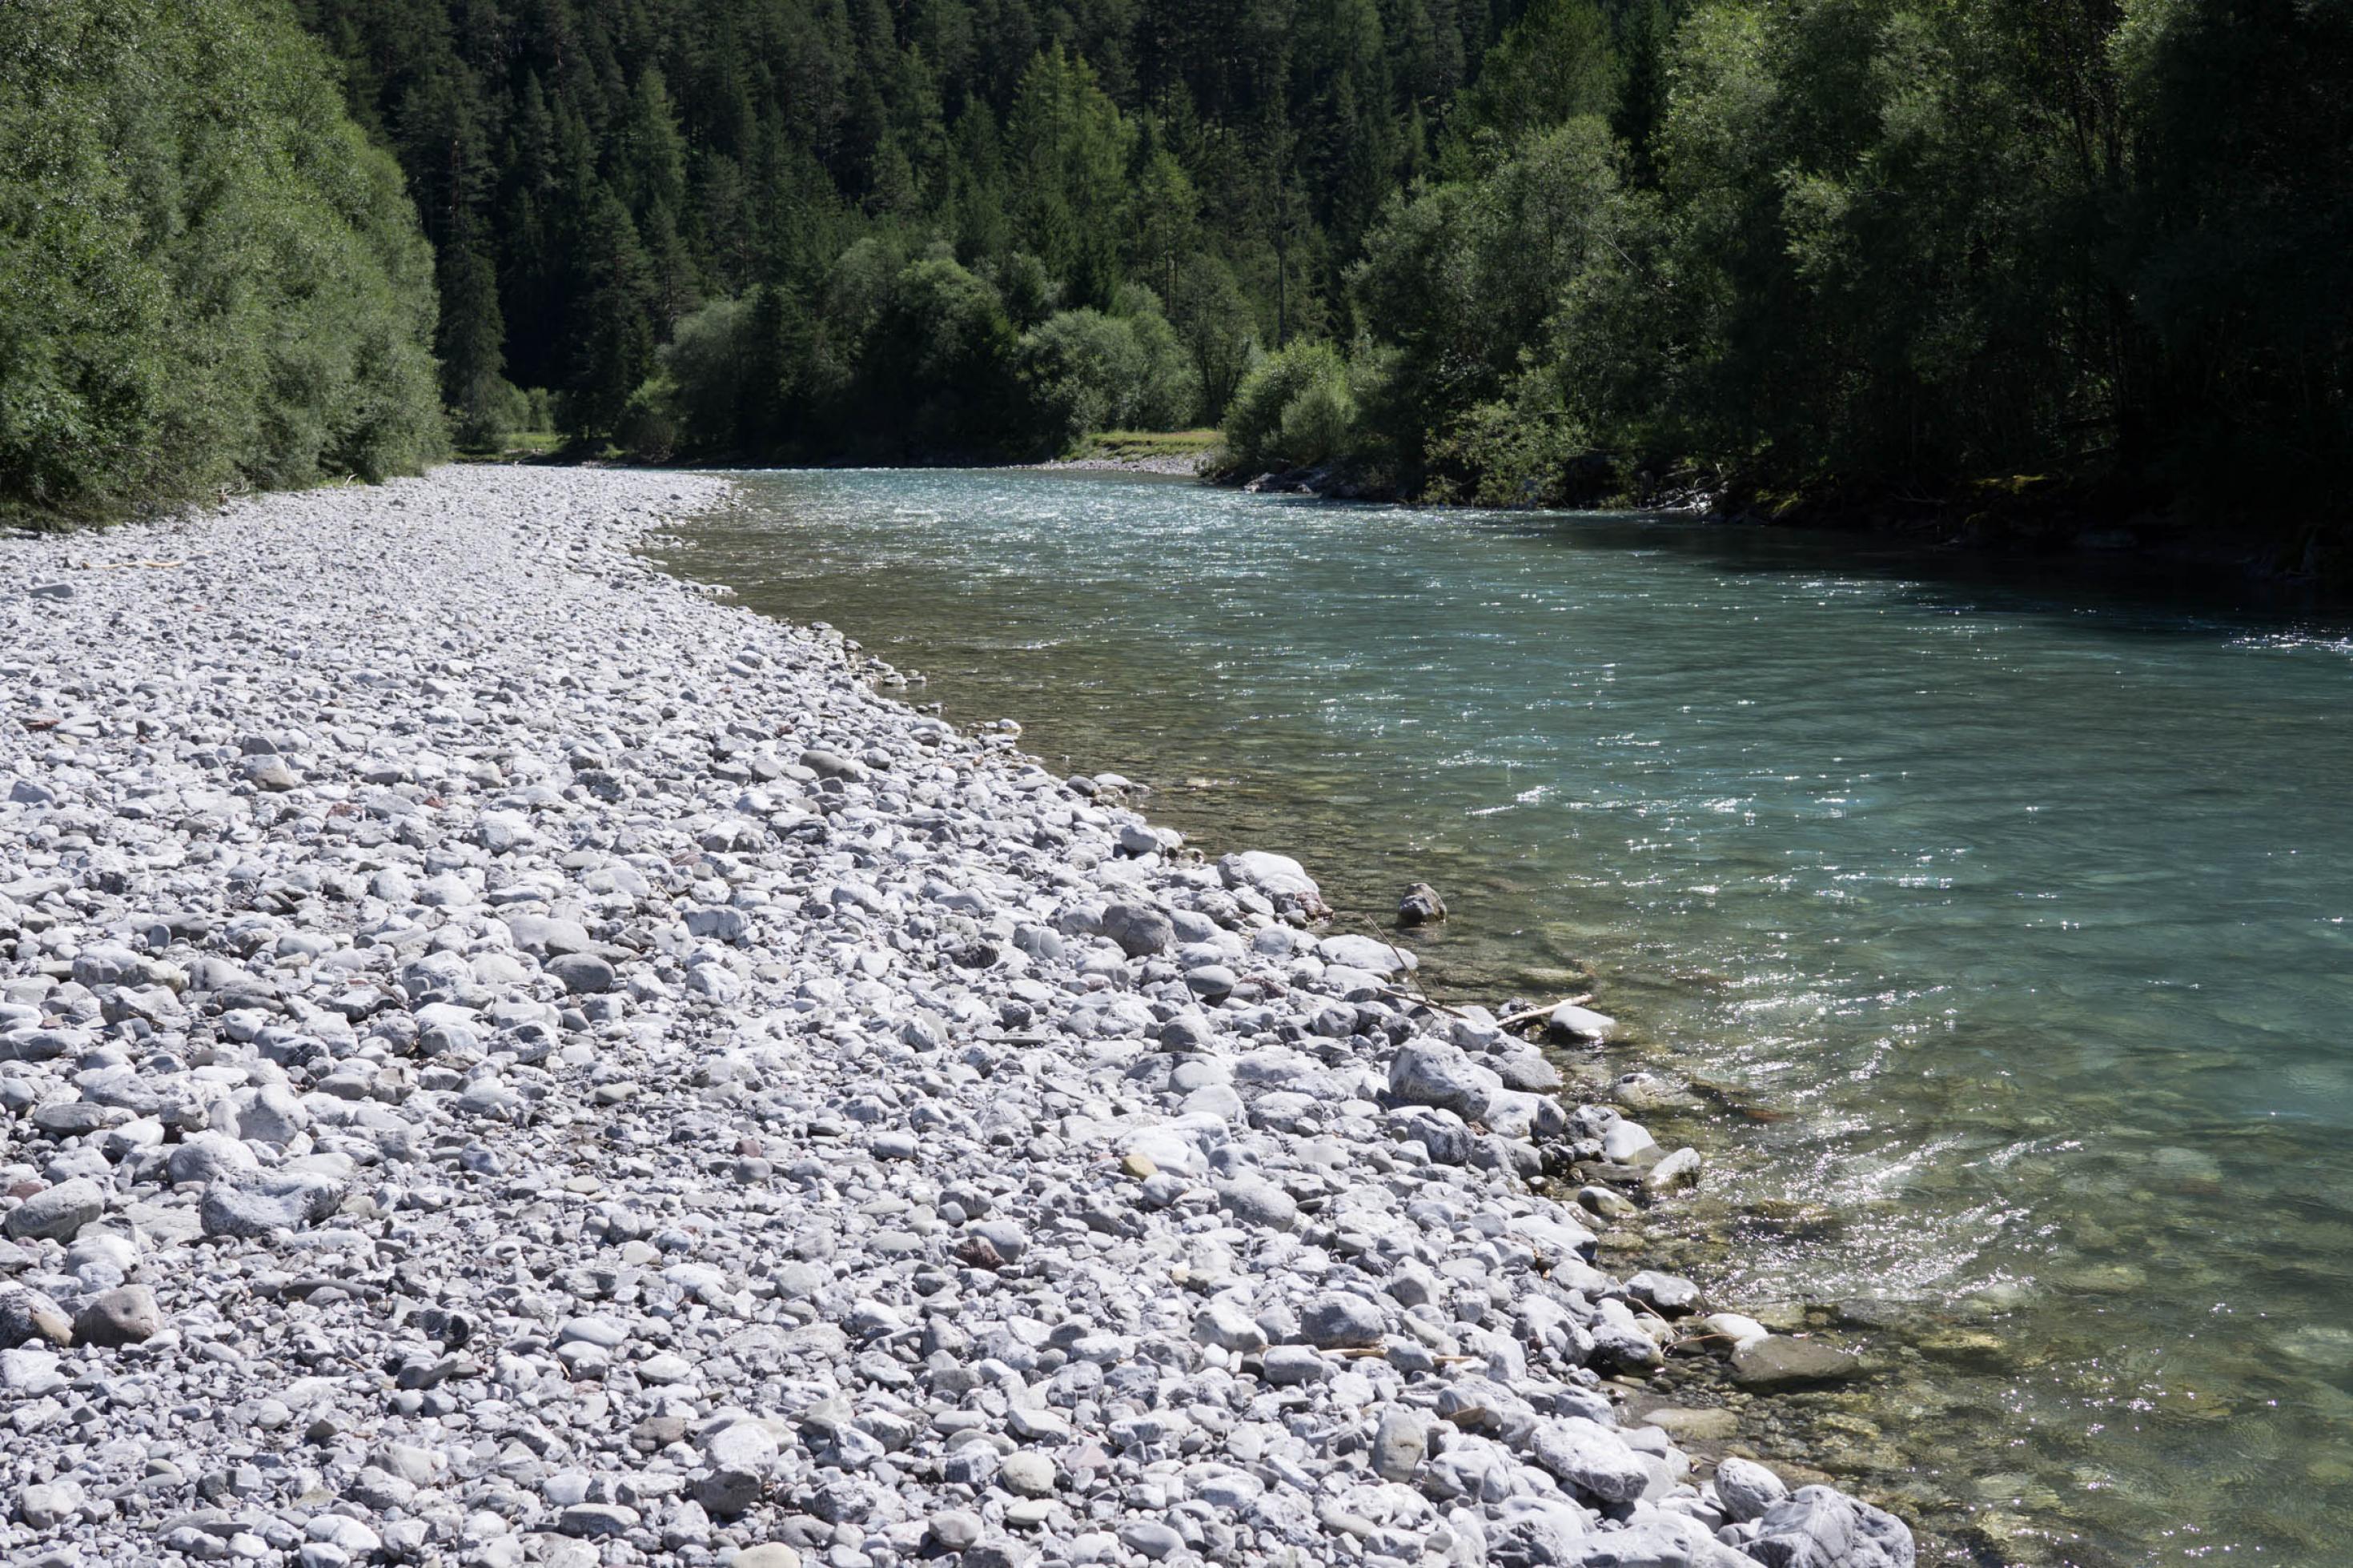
[
  {"xmin": 1214, "ymin": 1177, "xmax": 1299, "ymax": 1230},
  {"xmin": 3, "ymin": 1177, "xmax": 105, "ymax": 1242},
  {"xmin": 1299, "ymin": 1292, "xmax": 1387, "ymax": 1348},
  {"xmin": 544, "ymin": 952, "xmax": 616, "ymax": 994},
  {"xmin": 1371, "ymin": 1409, "xmax": 1427, "ymax": 1481},
  {"xmin": 1261, "ymin": 1345, "xmax": 1329, "ymax": 1385},
  {"xmin": 1531, "ymin": 1417, "xmax": 1651, "ymax": 1505},
  {"xmin": 0, "ymin": 1288, "xmax": 73, "ymax": 1348},
  {"xmin": 1119, "ymin": 1520, "xmax": 1184, "ymax": 1560},
  {"xmin": 1099, "ymin": 902, "xmax": 1174, "ymax": 958},
  {"xmin": 199, "ymin": 1172, "xmax": 345, "ymax": 1238},
  {"xmin": 1713, "ymin": 1457, "xmax": 1791, "ymax": 1525},
  {"xmin": 1748, "ymin": 1485, "xmax": 1915, "ymax": 1568},
  {"xmin": 1385, "ymin": 1041, "xmax": 1500, "ymax": 1113},
  {"xmin": 1730, "ymin": 1336, "xmax": 1863, "ymax": 1390}
]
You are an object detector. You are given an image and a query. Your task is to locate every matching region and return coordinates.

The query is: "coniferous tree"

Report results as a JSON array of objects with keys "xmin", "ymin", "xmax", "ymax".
[
  {"xmin": 564, "ymin": 187, "xmax": 661, "ymax": 438},
  {"xmin": 437, "ymin": 236, "xmax": 513, "ymax": 443}
]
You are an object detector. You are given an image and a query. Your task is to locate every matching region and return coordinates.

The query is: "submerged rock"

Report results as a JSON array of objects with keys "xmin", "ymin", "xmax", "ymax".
[
  {"xmin": 1396, "ymin": 882, "xmax": 1447, "ymax": 925},
  {"xmin": 1548, "ymin": 1002, "xmax": 1618, "ymax": 1042},
  {"xmin": 1731, "ymin": 1335, "xmax": 1865, "ymax": 1389}
]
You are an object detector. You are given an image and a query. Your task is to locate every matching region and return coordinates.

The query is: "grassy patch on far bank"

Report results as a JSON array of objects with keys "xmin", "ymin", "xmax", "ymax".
[
  {"xmin": 452, "ymin": 430, "xmax": 573, "ymax": 463},
  {"xmin": 1065, "ymin": 428, "xmax": 1223, "ymax": 463}
]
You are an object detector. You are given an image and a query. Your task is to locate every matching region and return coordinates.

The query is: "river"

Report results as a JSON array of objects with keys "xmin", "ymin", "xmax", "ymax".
[{"xmin": 667, "ymin": 467, "xmax": 2353, "ymax": 1566}]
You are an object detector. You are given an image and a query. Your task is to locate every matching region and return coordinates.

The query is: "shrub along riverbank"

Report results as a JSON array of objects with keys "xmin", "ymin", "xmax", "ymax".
[{"xmin": 0, "ymin": 0, "xmax": 444, "ymax": 525}]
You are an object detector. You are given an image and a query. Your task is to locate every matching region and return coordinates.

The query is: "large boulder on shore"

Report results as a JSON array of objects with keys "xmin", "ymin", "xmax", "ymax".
[
  {"xmin": 1529, "ymin": 1417, "xmax": 1650, "ymax": 1503},
  {"xmin": 1100, "ymin": 902, "xmax": 1175, "ymax": 958},
  {"xmin": 1386, "ymin": 1041, "xmax": 1504, "ymax": 1114},
  {"xmin": 1216, "ymin": 851, "xmax": 1331, "ymax": 921},
  {"xmin": 1319, "ymin": 934, "xmax": 1415, "ymax": 975},
  {"xmin": 1747, "ymin": 1485, "xmax": 1916, "ymax": 1568}
]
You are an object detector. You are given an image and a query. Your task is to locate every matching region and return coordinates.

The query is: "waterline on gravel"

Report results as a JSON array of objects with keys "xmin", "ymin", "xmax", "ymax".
[
  {"xmin": 676, "ymin": 466, "xmax": 2353, "ymax": 1566},
  {"xmin": 0, "ymin": 466, "xmax": 1901, "ymax": 1568}
]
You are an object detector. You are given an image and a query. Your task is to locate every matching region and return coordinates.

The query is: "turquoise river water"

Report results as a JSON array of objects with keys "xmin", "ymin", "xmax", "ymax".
[{"xmin": 667, "ymin": 469, "xmax": 2353, "ymax": 1566}]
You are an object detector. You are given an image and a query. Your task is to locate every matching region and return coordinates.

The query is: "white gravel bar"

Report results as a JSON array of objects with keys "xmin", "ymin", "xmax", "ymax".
[{"xmin": 0, "ymin": 467, "xmax": 1912, "ymax": 1568}]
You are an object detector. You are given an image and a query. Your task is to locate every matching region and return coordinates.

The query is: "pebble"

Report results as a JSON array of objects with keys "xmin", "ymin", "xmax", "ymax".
[
  {"xmin": 1371, "ymin": 1409, "xmax": 1427, "ymax": 1480},
  {"xmin": 1261, "ymin": 1345, "xmax": 1330, "ymax": 1385},
  {"xmin": 1395, "ymin": 882, "xmax": 1446, "ymax": 925},
  {"xmin": 0, "ymin": 467, "xmax": 1913, "ymax": 1568},
  {"xmin": 1705, "ymin": 1311, "xmax": 1773, "ymax": 1349},
  {"xmin": 1300, "ymin": 1292, "xmax": 1387, "ymax": 1348},
  {"xmin": 1100, "ymin": 902, "xmax": 1174, "ymax": 957},
  {"xmin": 1603, "ymin": 1118, "xmax": 1661, "ymax": 1164},
  {"xmin": 930, "ymin": 1510, "xmax": 986, "ymax": 1551},
  {"xmin": 18, "ymin": 1478, "xmax": 83, "ymax": 1527},
  {"xmin": 1628, "ymin": 1270, "xmax": 1704, "ymax": 1316},
  {"xmin": 0, "ymin": 1288, "xmax": 72, "ymax": 1347},
  {"xmin": 1119, "ymin": 1519, "xmax": 1185, "ymax": 1559},
  {"xmin": 1548, "ymin": 1002, "xmax": 1620, "ymax": 1041},
  {"xmin": 998, "ymin": 1451, "xmax": 1057, "ymax": 1497}
]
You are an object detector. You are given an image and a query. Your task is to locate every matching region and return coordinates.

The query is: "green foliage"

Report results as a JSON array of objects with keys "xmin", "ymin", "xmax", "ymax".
[
  {"xmin": 1423, "ymin": 387, "xmax": 1596, "ymax": 507},
  {"xmin": 1006, "ymin": 49, "xmax": 1133, "ymax": 310},
  {"xmin": 1131, "ymin": 150, "xmax": 1201, "ymax": 303},
  {"xmin": 658, "ymin": 295, "xmax": 763, "ymax": 451},
  {"xmin": 990, "ymin": 254, "xmax": 1062, "ymax": 331},
  {"xmin": 289, "ymin": 0, "xmax": 1521, "ymax": 456},
  {"xmin": 1349, "ymin": 116, "xmax": 1628, "ymax": 487},
  {"xmin": 617, "ymin": 375, "xmax": 684, "ymax": 462},
  {"xmin": 1332, "ymin": 0, "xmax": 2353, "ymax": 533},
  {"xmin": 1450, "ymin": 0, "xmax": 1621, "ymax": 166},
  {"xmin": 2110, "ymin": 0, "xmax": 2353, "ymax": 516},
  {"xmin": 562, "ymin": 188, "xmax": 662, "ymax": 440},
  {"xmin": 658, "ymin": 250, "xmax": 1033, "ymax": 459},
  {"xmin": 440, "ymin": 240, "xmax": 518, "ymax": 447},
  {"xmin": 854, "ymin": 254, "xmax": 1028, "ymax": 456},
  {"xmin": 0, "ymin": 0, "xmax": 444, "ymax": 521},
  {"xmin": 1169, "ymin": 253, "xmax": 1262, "ymax": 424},
  {"xmin": 1223, "ymin": 342, "xmax": 1357, "ymax": 471},
  {"xmin": 1022, "ymin": 303, "xmax": 1201, "ymax": 447},
  {"xmin": 249, "ymin": 0, "xmax": 2351, "ymax": 527}
]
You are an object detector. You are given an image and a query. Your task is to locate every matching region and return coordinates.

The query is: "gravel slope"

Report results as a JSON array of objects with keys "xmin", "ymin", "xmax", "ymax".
[{"xmin": 0, "ymin": 467, "xmax": 1911, "ymax": 1568}]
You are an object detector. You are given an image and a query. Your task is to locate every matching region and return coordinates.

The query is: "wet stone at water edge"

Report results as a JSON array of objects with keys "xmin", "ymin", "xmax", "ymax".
[{"xmin": 0, "ymin": 467, "xmax": 1904, "ymax": 1568}]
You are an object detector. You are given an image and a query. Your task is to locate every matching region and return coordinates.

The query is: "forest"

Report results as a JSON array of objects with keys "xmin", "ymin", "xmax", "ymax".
[{"xmin": 2, "ymin": 0, "xmax": 2347, "ymax": 541}]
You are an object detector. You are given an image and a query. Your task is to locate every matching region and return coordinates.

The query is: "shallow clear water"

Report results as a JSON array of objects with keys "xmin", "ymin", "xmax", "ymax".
[{"xmin": 672, "ymin": 469, "xmax": 2353, "ymax": 1565}]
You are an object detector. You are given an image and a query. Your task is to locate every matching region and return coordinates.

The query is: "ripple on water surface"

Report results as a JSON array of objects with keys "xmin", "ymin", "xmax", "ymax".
[{"xmin": 673, "ymin": 468, "xmax": 2353, "ymax": 1566}]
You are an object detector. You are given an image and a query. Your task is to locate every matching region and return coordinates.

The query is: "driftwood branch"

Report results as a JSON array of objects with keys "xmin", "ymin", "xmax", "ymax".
[
  {"xmin": 1495, "ymin": 995, "xmax": 1595, "ymax": 1030},
  {"xmin": 1347, "ymin": 916, "xmax": 1476, "ymax": 1021}
]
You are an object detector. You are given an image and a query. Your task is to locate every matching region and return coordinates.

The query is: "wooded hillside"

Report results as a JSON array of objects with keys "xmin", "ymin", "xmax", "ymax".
[
  {"xmin": 9, "ymin": 0, "xmax": 2339, "ymax": 541},
  {"xmin": 302, "ymin": 0, "xmax": 2350, "ymax": 543}
]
